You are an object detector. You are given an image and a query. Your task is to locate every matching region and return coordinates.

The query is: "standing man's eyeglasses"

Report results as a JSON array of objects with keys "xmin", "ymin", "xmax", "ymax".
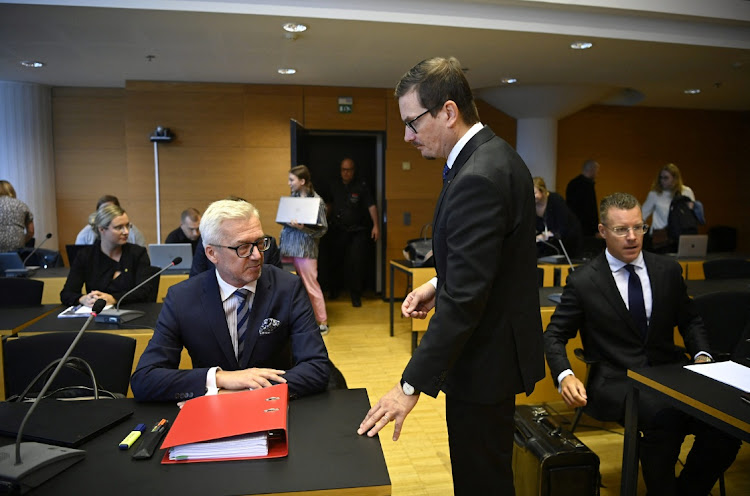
[{"xmin": 404, "ymin": 104, "xmax": 441, "ymax": 134}]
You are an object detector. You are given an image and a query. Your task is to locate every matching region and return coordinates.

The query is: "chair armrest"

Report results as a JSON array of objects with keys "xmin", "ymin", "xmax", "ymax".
[{"xmin": 573, "ymin": 348, "xmax": 599, "ymax": 365}]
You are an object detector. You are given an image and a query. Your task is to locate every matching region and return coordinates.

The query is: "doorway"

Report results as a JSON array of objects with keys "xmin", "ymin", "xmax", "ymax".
[{"xmin": 290, "ymin": 121, "xmax": 386, "ymax": 296}]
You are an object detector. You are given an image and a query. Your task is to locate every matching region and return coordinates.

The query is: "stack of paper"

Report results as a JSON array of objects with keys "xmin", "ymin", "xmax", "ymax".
[
  {"xmin": 168, "ymin": 432, "xmax": 268, "ymax": 461},
  {"xmin": 685, "ymin": 361, "xmax": 750, "ymax": 392},
  {"xmin": 58, "ymin": 304, "xmax": 114, "ymax": 318}
]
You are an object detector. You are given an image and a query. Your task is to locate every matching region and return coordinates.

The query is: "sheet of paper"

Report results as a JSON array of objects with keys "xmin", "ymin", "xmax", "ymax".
[
  {"xmin": 58, "ymin": 304, "xmax": 114, "ymax": 318},
  {"xmin": 684, "ymin": 361, "xmax": 750, "ymax": 393}
]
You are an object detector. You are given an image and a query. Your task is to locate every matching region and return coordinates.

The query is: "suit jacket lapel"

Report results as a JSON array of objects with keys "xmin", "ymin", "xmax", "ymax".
[
  {"xmin": 240, "ymin": 271, "xmax": 272, "ymax": 368},
  {"xmin": 201, "ymin": 274, "xmax": 238, "ymax": 367},
  {"xmin": 589, "ymin": 254, "xmax": 642, "ymax": 338}
]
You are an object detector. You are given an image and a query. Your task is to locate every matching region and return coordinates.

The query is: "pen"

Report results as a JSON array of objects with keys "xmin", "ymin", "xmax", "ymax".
[
  {"xmin": 151, "ymin": 418, "xmax": 167, "ymax": 432},
  {"xmin": 118, "ymin": 423, "xmax": 146, "ymax": 450}
]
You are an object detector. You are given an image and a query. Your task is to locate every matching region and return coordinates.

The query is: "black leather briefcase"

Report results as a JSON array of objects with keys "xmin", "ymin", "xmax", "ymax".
[{"xmin": 512, "ymin": 405, "xmax": 600, "ymax": 496}]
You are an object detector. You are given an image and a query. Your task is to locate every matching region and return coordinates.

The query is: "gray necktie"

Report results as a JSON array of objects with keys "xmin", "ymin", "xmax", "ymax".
[{"xmin": 234, "ymin": 289, "xmax": 250, "ymax": 357}]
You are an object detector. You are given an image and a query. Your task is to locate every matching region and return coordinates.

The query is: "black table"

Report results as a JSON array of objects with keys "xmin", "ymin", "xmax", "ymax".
[
  {"xmin": 1, "ymin": 388, "xmax": 391, "ymax": 495},
  {"xmin": 621, "ymin": 364, "xmax": 750, "ymax": 496},
  {"xmin": 0, "ymin": 305, "xmax": 63, "ymax": 333},
  {"xmin": 22, "ymin": 302, "xmax": 162, "ymax": 333}
]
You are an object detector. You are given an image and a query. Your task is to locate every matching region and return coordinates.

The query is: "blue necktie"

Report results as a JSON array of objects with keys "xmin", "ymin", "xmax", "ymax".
[
  {"xmin": 625, "ymin": 264, "xmax": 648, "ymax": 341},
  {"xmin": 234, "ymin": 289, "xmax": 250, "ymax": 358},
  {"xmin": 442, "ymin": 163, "xmax": 450, "ymax": 183}
]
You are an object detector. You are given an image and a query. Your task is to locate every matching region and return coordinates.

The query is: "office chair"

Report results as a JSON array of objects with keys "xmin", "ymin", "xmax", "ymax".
[
  {"xmin": 3, "ymin": 332, "xmax": 136, "ymax": 400},
  {"xmin": 537, "ymin": 267, "xmax": 544, "ymax": 288},
  {"xmin": 0, "ymin": 277, "xmax": 43, "ymax": 306},
  {"xmin": 327, "ymin": 359, "xmax": 348, "ymax": 390},
  {"xmin": 693, "ymin": 291, "xmax": 750, "ymax": 362},
  {"xmin": 707, "ymin": 226, "xmax": 738, "ymax": 253},
  {"xmin": 702, "ymin": 258, "xmax": 750, "ymax": 280}
]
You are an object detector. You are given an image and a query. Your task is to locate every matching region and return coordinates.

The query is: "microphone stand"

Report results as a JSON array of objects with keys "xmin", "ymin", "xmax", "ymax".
[
  {"xmin": 95, "ymin": 257, "xmax": 181, "ymax": 324},
  {"xmin": 21, "ymin": 233, "xmax": 53, "ymax": 267},
  {"xmin": 0, "ymin": 300, "xmax": 106, "ymax": 494}
]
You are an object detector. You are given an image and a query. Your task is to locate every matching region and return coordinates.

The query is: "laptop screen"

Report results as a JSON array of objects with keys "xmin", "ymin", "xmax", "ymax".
[{"xmin": 148, "ymin": 243, "xmax": 193, "ymax": 272}]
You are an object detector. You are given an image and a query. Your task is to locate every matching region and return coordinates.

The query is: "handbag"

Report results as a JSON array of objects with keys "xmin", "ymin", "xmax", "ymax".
[{"xmin": 403, "ymin": 224, "xmax": 434, "ymax": 267}]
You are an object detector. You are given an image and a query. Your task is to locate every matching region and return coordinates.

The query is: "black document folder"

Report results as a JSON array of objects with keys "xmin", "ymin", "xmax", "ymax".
[{"xmin": 0, "ymin": 399, "xmax": 134, "ymax": 448}]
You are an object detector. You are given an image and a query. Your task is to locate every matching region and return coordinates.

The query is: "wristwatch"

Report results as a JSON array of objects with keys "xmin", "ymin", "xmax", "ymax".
[{"xmin": 400, "ymin": 378, "xmax": 419, "ymax": 396}]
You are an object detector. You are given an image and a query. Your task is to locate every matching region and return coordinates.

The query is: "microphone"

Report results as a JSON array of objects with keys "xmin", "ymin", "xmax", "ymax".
[
  {"xmin": 94, "ymin": 257, "xmax": 182, "ymax": 324},
  {"xmin": 558, "ymin": 238, "xmax": 575, "ymax": 274},
  {"xmin": 21, "ymin": 233, "xmax": 52, "ymax": 266},
  {"xmin": 537, "ymin": 238, "xmax": 565, "ymax": 264},
  {"xmin": 0, "ymin": 299, "xmax": 106, "ymax": 493}
]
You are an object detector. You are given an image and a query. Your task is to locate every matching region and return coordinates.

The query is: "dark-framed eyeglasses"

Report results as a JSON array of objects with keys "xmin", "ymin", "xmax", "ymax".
[
  {"xmin": 404, "ymin": 104, "xmax": 441, "ymax": 134},
  {"xmin": 210, "ymin": 236, "xmax": 272, "ymax": 258},
  {"xmin": 604, "ymin": 224, "xmax": 649, "ymax": 237}
]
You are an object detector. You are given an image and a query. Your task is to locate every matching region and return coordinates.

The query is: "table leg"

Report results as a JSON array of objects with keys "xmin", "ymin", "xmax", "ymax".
[
  {"xmin": 390, "ymin": 264, "xmax": 395, "ymax": 337},
  {"xmin": 621, "ymin": 385, "xmax": 640, "ymax": 496}
]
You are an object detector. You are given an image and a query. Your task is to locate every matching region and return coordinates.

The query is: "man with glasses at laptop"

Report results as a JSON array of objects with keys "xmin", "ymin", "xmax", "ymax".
[
  {"xmin": 544, "ymin": 192, "xmax": 740, "ymax": 496},
  {"xmin": 131, "ymin": 199, "xmax": 329, "ymax": 402}
]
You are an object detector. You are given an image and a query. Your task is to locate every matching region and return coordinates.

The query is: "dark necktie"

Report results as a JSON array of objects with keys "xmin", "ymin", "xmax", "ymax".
[
  {"xmin": 625, "ymin": 264, "xmax": 648, "ymax": 341},
  {"xmin": 442, "ymin": 163, "xmax": 450, "ymax": 183},
  {"xmin": 234, "ymin": 289, "xmax": 250, "ymax": 358}
]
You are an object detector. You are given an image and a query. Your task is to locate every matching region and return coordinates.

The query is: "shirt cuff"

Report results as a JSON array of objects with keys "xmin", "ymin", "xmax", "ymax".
[
  {"xmin": 205, "ymin": 366, "xmax": 221, "ymax": 395},
  {"xmin": 694, "ymin": 351, "xmax": 713, "ymax": 361},
  {"xmin": 557, "ymin": 369, "xmax": 574, "ymax": 393},
  {"xmin": 428, "ymin": 277, "xmax": 438, "ymax": 289}
]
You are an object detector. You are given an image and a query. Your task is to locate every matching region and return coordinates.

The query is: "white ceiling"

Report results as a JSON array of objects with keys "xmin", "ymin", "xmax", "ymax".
[{"xmin": 1, "ymin": 0, "xmax": 749, "ymax": 117}]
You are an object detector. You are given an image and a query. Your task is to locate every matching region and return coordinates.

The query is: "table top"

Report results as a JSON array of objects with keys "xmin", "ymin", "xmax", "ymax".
[
  {"xmin": 20, "ymin": 302, "xmax": 163, "ymax": 333},
  {"xmin": 0, "ymin": 305, "xmax": 63, "ymax": 332},
  {"xmin": 0, "ymin": 388, "xmax": 390, "ymax": 496},
  {"xmin": 628, "ymin": 365, "xmax": 750, "ymax": 442}
]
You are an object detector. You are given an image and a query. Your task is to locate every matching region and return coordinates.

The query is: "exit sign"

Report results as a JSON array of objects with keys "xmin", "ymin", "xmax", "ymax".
[{"xmin": 338, "ymin": 97, "xmax": 353, "ymax": 113}]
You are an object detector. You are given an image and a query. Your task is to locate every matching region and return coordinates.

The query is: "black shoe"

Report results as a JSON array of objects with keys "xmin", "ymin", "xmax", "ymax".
[{"xmin": 351, "ymin": 294, "xmax": 362, "ymax": 307}]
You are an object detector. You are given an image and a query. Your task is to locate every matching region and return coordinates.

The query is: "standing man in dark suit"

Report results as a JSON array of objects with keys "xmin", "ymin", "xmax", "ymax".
[
  {"xmin": 358, "ymin": 57, "xmax": 545, "ymax": 495},
  {"xmin": 565, "ymin": 159, "xmax": 600, "ymax": 237},
  {"xmin": 131, "ymin": 199, "xmax": 329, "ymax": 402},
  {"xmin": 544, "ymin": 192, "xmax": 740, "ymax": 495}
]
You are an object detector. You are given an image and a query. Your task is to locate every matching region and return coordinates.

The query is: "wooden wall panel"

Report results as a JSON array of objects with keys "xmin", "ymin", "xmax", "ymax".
[{"xmin": 303, "ymin": 87, "xmax": 388, "ymax": 130}]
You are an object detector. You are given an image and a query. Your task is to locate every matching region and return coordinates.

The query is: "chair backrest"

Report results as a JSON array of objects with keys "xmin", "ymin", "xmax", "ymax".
[
  {"xmin": 707, "ymin": 226, "xmax": 737, "ymax": 253},
  {"xmin": 0, "ymin": 277, "xmax": 44, "ymax": 306},
  {"xmin": 702, "ymin": 259, "xmax": 750, "ymax": 280},
  {"xmin": 693, "ymin": 291, "xmax": 750, "ymax": 360},
  {"xmin": 3, "ymin": 332, "xmax": 136, "ymax": 398},
  {"xmin": 327, "ymin": 359, "xmax": 348, "ymax": 390},
  {"xmin": 537, "ymin": 267, "xmax": 544, "ymax": 288}
]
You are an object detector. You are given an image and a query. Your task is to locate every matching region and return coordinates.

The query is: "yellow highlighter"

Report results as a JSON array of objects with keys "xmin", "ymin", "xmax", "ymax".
[{"xmin": 119, "ymin": 423, "xmax": 147, "ymax": 450}]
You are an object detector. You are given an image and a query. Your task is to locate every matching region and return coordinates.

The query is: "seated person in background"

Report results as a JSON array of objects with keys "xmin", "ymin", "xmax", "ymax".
[
  {"xmin": 533, "ymin": 177, "xmax": 583, "ymax": 259},
  {"xmin": 165, "ymin": 207, "xmax": 201, "ymax": 253},
  {"xmin": 544, "ymin": 192, "xmax": 740, "ymax": 496},
  {"xmin": 0, "ymin": 180, "xmax": 34, "ymax": 252},
  {"xmin": 75, "ymin": 194, "xmax": 146, "ymax": 247},
  {"xmin": 60, "ymin": 203, "xmax": 152, "ymax": 307},
  {"xmin": 131, "ymin": 199, "xmax": 330, "ymax": 402}
]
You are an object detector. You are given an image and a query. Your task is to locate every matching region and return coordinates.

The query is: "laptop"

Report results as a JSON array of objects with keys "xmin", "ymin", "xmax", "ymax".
[
  {"xmin": 0, "ymin": 252, "xmax": 35, "ymax": 277},
  {"xmin": 65, "ymin": 244, "xmax": 88, "ymax": 267},
  {"xmin": 148, "ymin": 243, "xmax": 193, "ymax": 274},
  {"xmin": 275, "ymin": 196, "xmax": 323, "ymax": 225},
  {"xmin": 676, "ymin": 234, "xmax": 708, "ymax": 258}
]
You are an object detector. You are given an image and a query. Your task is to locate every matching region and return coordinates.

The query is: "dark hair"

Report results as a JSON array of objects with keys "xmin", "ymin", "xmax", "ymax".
[
  {"xmin": 290, "ymin": 165, "xmax": 315, "ymax": 195},
  {"xmin": 599, "ymin": 192, "xmax": 641, "ymax": 225},
  {"xmin": 394, "ymin": 56, "xmax": 480, "ymax": 126},
  {"xmin": 96, "ymin": 194, "xmax": 120, "ymax": 210},
  {"xmin": 181, "ymin": 207, "xmax": 200, "ymax": 222}
]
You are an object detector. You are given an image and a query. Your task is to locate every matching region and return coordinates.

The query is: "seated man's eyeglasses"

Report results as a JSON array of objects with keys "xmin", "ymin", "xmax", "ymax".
[
  {"xmin": 210, "ymin": 236, "xmax": 272, "ymax": 258},
  {"xmin": 404, "ymin": 104, "xmax": 441, "ymax": 134},
  {"xmin": 605, "ymin": 224, "xmax": 649, "ymax": 237}
]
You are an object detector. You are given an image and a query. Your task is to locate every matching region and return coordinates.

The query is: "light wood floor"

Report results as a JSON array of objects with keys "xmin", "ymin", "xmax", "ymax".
[{"xmin": 323, "ymin": 295, "xmax": 750, "ymax": 496}]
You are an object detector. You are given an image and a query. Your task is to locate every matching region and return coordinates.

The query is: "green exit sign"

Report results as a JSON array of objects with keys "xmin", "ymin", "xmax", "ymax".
[{"xmin": 338, "ymin": 97, "xmax": 353, "ymax": 114}]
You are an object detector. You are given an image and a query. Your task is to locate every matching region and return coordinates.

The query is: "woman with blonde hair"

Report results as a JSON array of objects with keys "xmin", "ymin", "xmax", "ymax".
[
  {"xmin": 60, "ymin": 203, "xmax": 151, "ymax": 307},
  {"xmin": 279, "ymin": 165, "xmax": 330, "ymax": 335},
  {"xmin": 642, "ymin": 163, "xmax": 695, "ymax": 250},
  {"xmin": 0, "ymin": 180, "xmax": 35, "ymax": 252}
]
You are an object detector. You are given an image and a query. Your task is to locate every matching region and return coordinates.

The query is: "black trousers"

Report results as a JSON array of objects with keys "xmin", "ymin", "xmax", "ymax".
[
  {"xmin": 327, "ymin": 227, "xmax": 369, "ymax": 297},
  {"xmin": 637, "ymin": 391, "xmax": 741, "ymax": 496},
  {"xmin": 446, "ymin": 395, "xmax": 515, "ymax": 496}
]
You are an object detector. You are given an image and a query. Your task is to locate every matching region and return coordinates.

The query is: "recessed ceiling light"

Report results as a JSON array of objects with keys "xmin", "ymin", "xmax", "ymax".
[
  {"xmin": 501, "ymin": 78, "xmax": 518, "ymax": 84},
  {"xmin": 278, "ymin": 68, "xmax": 297, "ymax": 75},
  {"xmin": 20, "ymin": 60, "xmax": 45, "ymax": 68},
  {"xmin": 684, "ymin": 88, "xmax": 701, "ymax": 95},
  {"xmin": 570, "ymin": 41, "xmax": 593, "ymax": 50},
  {"xmin": 283, "ymin": 23, "xmax": 308, "ymax": 33}
]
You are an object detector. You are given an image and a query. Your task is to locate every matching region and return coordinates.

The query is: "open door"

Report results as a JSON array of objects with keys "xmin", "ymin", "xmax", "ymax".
[{"xmin": 290, "ymin": 119, "xmax": 309, "ymax": 167}]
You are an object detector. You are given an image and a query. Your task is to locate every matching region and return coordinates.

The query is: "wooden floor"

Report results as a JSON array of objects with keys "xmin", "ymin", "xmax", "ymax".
[{"xmin": 323, "ymin": 295, "xmax": 750, "ymax": 496}]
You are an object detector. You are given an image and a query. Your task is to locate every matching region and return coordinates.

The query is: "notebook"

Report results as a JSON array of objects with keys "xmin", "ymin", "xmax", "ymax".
[
  {"xmin": 0, "ymin": 399, "xmax": 134, "ymax": 448},
  {"xmin": 275, "ymin": 196, "xmax": 322, "ymax": 225},
  {"xmin": 0, "ymin": 252, "xmax": 34, "ymax": 277},
  {"xmin": 148, "ymin": 243, "xmax": 193, "ymax": 274},
  {"xmin": 676, "ymin": 234, "xmax": 708, "ymax": 258}
]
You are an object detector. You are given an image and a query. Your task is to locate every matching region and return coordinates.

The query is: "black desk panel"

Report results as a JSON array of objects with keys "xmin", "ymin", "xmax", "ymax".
[
  {"xmin": 21, "ymin": 302, "xmax": 162, "ymax": 333},
  {"xmin": 0, "ymin": 305, "xmax": 62, "ymax": 332},
  {"xmin": 1, "ymin": 388, "xmax": 390, "ymax": 496}
]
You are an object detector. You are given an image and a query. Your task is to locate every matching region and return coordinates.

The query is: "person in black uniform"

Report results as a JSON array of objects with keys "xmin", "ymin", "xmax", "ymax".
[
  {"xmin": 325, "ymin": 158, "xmax": 379, "ymax": 307},
  {"xmin": 165, "ymin": 207, "xmax": 201, "ymax": 254}
]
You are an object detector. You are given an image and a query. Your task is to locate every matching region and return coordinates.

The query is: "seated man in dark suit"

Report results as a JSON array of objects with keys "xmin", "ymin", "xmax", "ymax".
[
  {"xmin": 190, "ymin": 234, "xmax": 281, "ymax": 276},
  {"xmin": 131, "ymin": 199, "xmax": 330, "ymax": 402},
  {"xmin": 165, "ymin": 207, "xmax": 201, "ymax": 254},
  {"xmin": 544, "ymin": 192, "xmax": 740, "ymax": 496}
]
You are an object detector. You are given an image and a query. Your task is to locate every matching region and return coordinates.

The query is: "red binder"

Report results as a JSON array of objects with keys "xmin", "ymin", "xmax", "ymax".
[{"xmin": 160, "ymin": 383, "xmax": 288, "ymax": 464}]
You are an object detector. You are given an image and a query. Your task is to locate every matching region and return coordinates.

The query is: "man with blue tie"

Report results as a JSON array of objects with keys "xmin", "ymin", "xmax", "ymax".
[
  {"xmin": 131, "ymin": 199, "xmax": 329, "ymax": 402},
  {"xmin": 544, "ymin": 192, "xmax": 740, "ymax": 495}
]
